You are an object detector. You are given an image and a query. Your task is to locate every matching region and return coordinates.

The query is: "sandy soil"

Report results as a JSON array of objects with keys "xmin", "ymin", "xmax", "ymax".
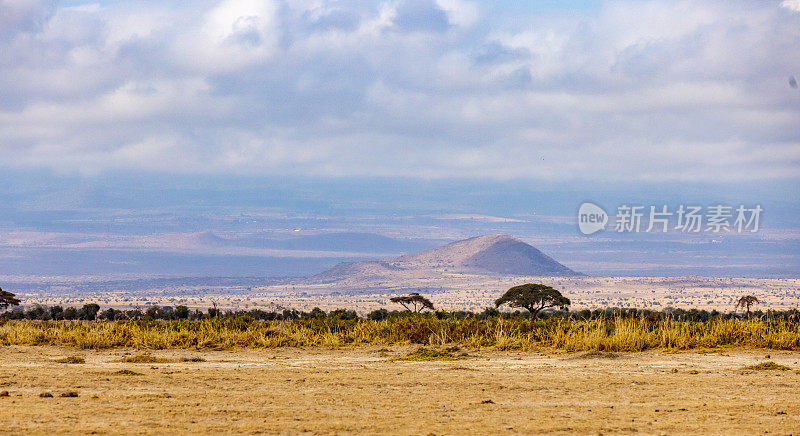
[{"xmin": 0, "ymin": 346, "xmax": 798, "ymax": 434}]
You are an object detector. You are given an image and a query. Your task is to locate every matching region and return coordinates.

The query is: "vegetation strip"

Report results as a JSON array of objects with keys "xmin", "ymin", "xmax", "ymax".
[{"xmin": 1, "ymin": 315, "xmax": 799, "ymax": 351}]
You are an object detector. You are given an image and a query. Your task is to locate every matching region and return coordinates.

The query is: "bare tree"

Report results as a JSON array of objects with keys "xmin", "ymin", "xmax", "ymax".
[
  {"xmin": 390, "ymin": 293, "xmax": 434, "ymax": 313},
  {"xmin": 735, "ymin": 295, "xmax": 760, "ymax": 317}
]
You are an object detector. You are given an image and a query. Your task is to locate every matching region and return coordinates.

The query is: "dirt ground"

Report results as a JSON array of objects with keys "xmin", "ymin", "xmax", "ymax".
[{"xmin": 0, "ymin": 346, "xmax": 798, "ymax": 435}]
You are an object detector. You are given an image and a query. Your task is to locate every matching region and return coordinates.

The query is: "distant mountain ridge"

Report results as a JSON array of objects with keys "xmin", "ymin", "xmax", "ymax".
[{"xmin": 310, "ymin": 234, "xmax": 580, "ymax": 284}]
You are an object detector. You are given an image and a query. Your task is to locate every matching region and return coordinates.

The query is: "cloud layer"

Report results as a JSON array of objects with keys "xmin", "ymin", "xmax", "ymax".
[{"xmin": 1, "ymin": 0, "xmax": 799, "ymax": 181}]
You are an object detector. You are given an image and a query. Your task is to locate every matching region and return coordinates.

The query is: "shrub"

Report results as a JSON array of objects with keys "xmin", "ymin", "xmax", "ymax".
[
  {"xmin": 368, "ymin": 308, "xmax": 389, "ymax": 321},
  {"xmin": 63, "ymin": 307, "xmax": 78, "ymax": 320},
  {"xmin": 100, "ymin": 308, "xmax": 119, "ymax": 321},
  {"xmin": 79, "ymin": 304, "xmax": 100, "ymax": 321},
  {"xmin": 398, "ymin": 347, "xmax": 459, "ymax": 361},
  {"xmin": 49, "ymin": 306, "xmax": 64, "ymax": 320},
  {"xmin": 174, "ymin": 306, "xmax": 190, "ymax": 319},
  {"xmin": 742, "ymin": 361, "xmax": 791, "ymax": 371},
  {"xmin": 54, "ymin": 356, "xmax": 85, "ymax": 364}
]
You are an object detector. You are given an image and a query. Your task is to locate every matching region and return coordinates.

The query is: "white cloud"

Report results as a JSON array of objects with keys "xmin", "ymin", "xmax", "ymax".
[
  {"xmin": 435, "ymin": 0, "xmax": 479, "ymax": 28},
  {"xmin": 0, "ymin": 0, "xmax": 798, "ymax": 182},
  {"xmin": 167, "ymin": 0, "xmax": 280, "ymax": 73},
  {"xmin": 781, "ymin": 0, "xmax": 800, "ymax": 12}
]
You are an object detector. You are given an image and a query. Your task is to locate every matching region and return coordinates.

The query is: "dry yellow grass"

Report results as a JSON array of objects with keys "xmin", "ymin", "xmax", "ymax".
[
  {"xmin": 53, "ymin": 356, "xmax": 85, "ymax": 364},
  {"xmin": 742, "ymin": 361, "xmax": 792, "ymax": 371},
  {"xmin": 1, "ymin": 316, "xmax": 799, "ymax": 351}
]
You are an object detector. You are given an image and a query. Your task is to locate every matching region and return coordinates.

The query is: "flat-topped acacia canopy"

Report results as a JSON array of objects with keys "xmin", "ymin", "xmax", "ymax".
[{"xmin": 495, "ymin": 284, "xmax": 570, "ymax": 316}]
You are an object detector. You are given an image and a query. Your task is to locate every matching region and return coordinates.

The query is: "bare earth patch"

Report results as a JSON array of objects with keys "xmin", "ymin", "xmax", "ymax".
[{"xmin": 0, "ymin": 346, "xmax": 798, "ymax": 434}]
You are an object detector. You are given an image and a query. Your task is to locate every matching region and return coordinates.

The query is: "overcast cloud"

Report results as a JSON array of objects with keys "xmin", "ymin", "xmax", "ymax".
[{"xmin": 0, "ymin": 0, "xmax": 798, "ymax": 181}]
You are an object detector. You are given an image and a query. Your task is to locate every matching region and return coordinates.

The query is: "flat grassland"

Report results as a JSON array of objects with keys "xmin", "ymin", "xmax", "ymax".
[{"xmin": 0, "ymin": 346, "xmax": 798, "ymax": 434}]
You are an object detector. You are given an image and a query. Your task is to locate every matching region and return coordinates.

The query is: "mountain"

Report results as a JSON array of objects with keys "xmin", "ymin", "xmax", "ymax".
[{"xmin": 309, "ymin": 234, "xmax": 580, "ymax": 284}]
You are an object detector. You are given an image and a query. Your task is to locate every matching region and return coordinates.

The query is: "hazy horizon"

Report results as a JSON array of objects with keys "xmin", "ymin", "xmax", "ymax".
[{"xmin": 0, "ymin": 172, "xmax": 797, "ymax": 285}]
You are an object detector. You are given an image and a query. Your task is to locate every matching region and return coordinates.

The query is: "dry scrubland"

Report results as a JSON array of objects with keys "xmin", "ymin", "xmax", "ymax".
[
  {"xmin": 2, "ymin": 318, "xmax": 800, "ymax": 434},
  {"xmin": 0, "ymin": 346, "xmax": 798, "ymax": 434},
  {"xmin": 19, "ymin": 276, "xmax": 800, "ymax": 314},
  {"xmin": 1, "ymin": 317, "xmax": 800, "ymax": 351}
]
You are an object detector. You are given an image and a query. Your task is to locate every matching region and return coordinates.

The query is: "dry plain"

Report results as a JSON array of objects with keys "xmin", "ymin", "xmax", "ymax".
[
  {"xmin": 17, "ymin": 276, "xmax": 800, "ymax": 315},
  {"xmin": 0, "ymin": 346, "xmax": 798, "ymax": 434}
]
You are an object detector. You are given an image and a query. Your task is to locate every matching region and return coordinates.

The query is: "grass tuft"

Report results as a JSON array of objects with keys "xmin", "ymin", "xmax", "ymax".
[
  {"xmin": 398, "ymin": 347, "xmax": 459, "ymax": 361},
  {"xmin": 742, "ymin": 361, "xmax": 791, "ymax": 371},
  {"xmin": 118, "ymin": 354, "xmax": 169, "ymax": 363},
  {"xmin": 60, "ymin": 391, "xmax": 79, "ymax": 397},
  {"xmin": 39, "ymin": 392, "xmax": 53, "ymax": 398},
  {"xmin": 54, "ymin": 356, "xmax": 85, "ymax": 364},
  {"xmin": 114, "ymin": 369, "xmax": 142, "ymax": 375}
]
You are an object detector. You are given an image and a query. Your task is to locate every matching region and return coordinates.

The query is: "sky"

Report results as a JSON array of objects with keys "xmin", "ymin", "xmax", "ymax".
[
  {"xmin": 1, "ymin": 0, "xmax": 798, "ymax": 181},
  {"xmin": 0, "ymin": 0, "xmax": 799, "ymax": 282}
]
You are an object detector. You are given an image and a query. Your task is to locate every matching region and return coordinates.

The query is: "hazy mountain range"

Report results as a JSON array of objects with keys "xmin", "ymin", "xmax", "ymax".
[{"xmin": 0, "ymin": 174, "xmax": 797, "ymax": 287}]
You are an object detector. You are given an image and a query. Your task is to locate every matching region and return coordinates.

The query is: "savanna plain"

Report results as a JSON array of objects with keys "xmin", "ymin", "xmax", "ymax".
[{"xmin": 1, "ymin": 317, "xmax": 799, "ymax": 435}]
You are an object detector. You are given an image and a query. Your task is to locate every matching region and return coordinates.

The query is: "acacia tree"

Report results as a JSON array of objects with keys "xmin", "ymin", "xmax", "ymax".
[
  {"xmin": 735, "ymin": 295, "xmax": 760, "ymax": 317},
  {"xmin": 0, "ymin": 287, "xmax": 20, "ymax": 312},
  {"xmin": 495, "ymin": 283, "xmax": 570, "ymax": 317},
  {"xmin": 390, "ymin": 293, "xmax": 435, "ymax": 313}
]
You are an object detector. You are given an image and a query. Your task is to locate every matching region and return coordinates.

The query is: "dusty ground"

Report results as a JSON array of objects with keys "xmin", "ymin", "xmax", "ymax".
[{"xmin": 0, "ymin": 346, "xmax": 798, "ymax": 435}]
